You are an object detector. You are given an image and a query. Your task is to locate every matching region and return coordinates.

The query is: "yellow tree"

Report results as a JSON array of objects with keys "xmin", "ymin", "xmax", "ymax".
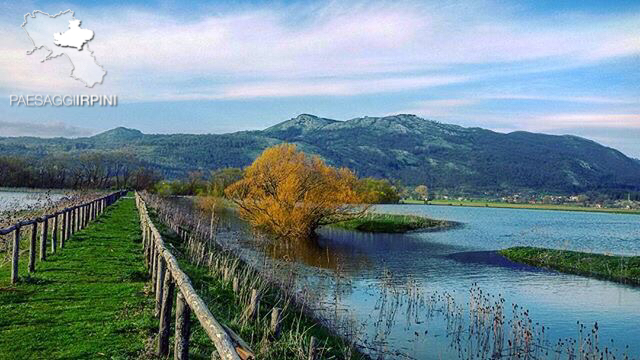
[
  {"xmin": 225, "ymin": 144, "xmax": 366, "ymax": 238},
  {"xmin": 414, "ymin": 185, "xmax": 428, "ymax": 201}
]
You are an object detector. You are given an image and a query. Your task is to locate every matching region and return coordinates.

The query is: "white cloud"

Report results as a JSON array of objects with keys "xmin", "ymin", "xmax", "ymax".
[
  {"xmin": 532, "ymin": 113, "xmax": 640, "ymax": 130},
  {"xmin": 2, "ymin": 1, "xmax": 638, "ymax": 99}
]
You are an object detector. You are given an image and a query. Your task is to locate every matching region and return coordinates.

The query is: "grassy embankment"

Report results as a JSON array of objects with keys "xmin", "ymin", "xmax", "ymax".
[
  {"xmin": 148, "ymin": 208, "xmax": 366, "ymax": 359},
  {"xmin": 500, "ymin": 246, "xmax": 640, "ymax": 285},
  {"xmin": 0, "ymin": 197, "xmax": 156, "ymax": 359},
  {"xmin": 402, "ymin": 199, "xmax": 640, "ymax": 215},
  {"xmin": 332, "ymin": 213, "xmax": 451, "ymax": 233}
]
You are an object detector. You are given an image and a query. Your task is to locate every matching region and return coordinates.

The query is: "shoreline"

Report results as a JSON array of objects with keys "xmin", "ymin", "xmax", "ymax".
[
  {"xmin": 499, "ymin": 246, "xmax": 640, "ymax": 286},
  {"xmin": 401, "ymin": 199, "xmax": 640, "ymax": 215},
  {"xmin": 330, "ymin": 213, "xmax": 460, "ymax": 233}
]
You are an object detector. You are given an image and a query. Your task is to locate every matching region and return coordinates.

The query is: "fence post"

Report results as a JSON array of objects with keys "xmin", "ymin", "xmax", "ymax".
[
  {"xmin": 155, "ymin": 256, "xmax": 166, "ymax": 317},
  {"xmin": 158, "ymin": 273, "xmax": 175, "ymax": 356},
  {"xmin": 247, "ymin": 289, "xmax": 260, "ymax": 321},
  {"xmin": 271, "ymin": 307, "xmax": 281, "ymax": 339},
  {"xmin": 11, "ymin": 226, "xmax": 21, "ymax": 284},
  {"xmin": 28, "ymin": 222, "xmax": 37, "ymax": 273},
  {"xmin": 143, "ymin": 228, "xmax": 149, "ymax": 267},
  {"xmin": 60, "ymin": 211, "xmax": 66, "ymax": 247},
  {"xmin": 70, "ymin": 208, "xmax": 75, "ymax": 235},
  {"xmin": 64, "ymin": 210, "xmax": 68, "ymax": 242},
  {"xmin": 40, "ymin": 217, "xmax": 48, "ymax": 261},
  {"xmin": 151, "ymin": 244, "xmax": 157, "ymax": 279},
  {"xmin": 52, "ymin": 214, "xmax": 58, "ymax": 253},
  {"xmin": 66, "ymin": 209, "xmax": 71, "ymax": 241},
  {"xmin": 175, "ymin": 292, "xmax": 191, "ymax": 360}
]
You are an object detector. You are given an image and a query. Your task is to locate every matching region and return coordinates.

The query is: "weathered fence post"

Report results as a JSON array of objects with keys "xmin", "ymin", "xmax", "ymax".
[
  {"xmin": 271, "ymin": 307, "xmax": 281, "ymax": 339},
  {"xmin": 247, "ymin": 289, "xmax": 260, "ymax": 321},
  {"xmin": 28, "ymin": 222, "xmax": 37, "ymax": 273},
  {"xmin": 155, "ymin": 256, "xmax": 166, "ymax": 316},
  {"xmin": 79, "ymin": 206, "xmax": 83, "ymax": 230},
  {"xmin": 308, "ymin": 336, "xmax": 317, "ymax": 360},
  {"xmin": 52, "ymin": 214, "xmax": 58, "ymax": 253},
  {"xmin": 151, "ymin": 246, "xmax": 157, "ymax": 283},
  {"xmin": 11, "ymin": 226, "xmax": 21, "ymax": 284},
  {"xmin": 64, "ymin": 209, "xmax": 70, "ymax": 243},
  {"xmin": 158, "ymin": 273, "xmax": 175, "ymax": 356},
  {"xmin": 175, "ymin": 292, "xmax": 191, "ymax": 360},
  {"xmin": 143, "ymin": 228, "xmax": 149, "ymax": 267},
  {"xmin": 60, "ymin": 211, "xmax": 66, "ymax": 247},
  {"xmin": 70, "ymin": 207, "xmax": 76, "ymax": 235},
  {"xmin": 40, "ymin": 217, "xmax": 48, "ymax": 261}
]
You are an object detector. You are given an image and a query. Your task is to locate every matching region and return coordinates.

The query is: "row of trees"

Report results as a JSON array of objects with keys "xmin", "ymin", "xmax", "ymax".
[
  {"xmin": 0, "ymin": 153, "xmax": 160, "ymax": 190},
  {"xmin": 154, "ymin": 166, "xmax": 431, "ymax": 204}
]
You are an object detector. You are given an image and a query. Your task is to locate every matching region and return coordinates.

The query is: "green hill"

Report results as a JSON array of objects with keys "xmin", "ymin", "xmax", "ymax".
[{"xmin": 1, "ymin": 114, "xmax": 639, "ymax": 193}]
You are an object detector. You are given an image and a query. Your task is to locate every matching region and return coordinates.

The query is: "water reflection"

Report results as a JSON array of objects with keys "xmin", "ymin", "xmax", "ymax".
[
  {"xmin": 213, "ymin": 203, "xmax": 640, "ymax": 359},
  {"xmin": 265, "ymin": 236, "xmax": 372, "ymax": 271}
]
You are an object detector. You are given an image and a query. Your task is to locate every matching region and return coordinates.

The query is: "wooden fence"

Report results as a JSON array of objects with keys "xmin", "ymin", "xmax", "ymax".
[
  {"xmin": 136, "ymin": 192, "xmax": 248, "ymax": 360},
  {"xmin": 0, "ymin": 190, "xmax": 127, "ymax": 284}
]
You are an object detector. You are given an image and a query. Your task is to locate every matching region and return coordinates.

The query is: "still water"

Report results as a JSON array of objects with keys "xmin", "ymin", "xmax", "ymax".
[
  {"xmin": 0, "ymin": 191, "xmax": 64, "ymax": 212},
  {"xmin": 218, "ymin": 205, "xmax": 640, "ymax": 359}
]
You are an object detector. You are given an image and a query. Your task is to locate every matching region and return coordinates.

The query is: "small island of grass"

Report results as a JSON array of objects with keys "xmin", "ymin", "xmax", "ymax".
[
  {"xmin": 331, "ymin": 213, "xmax": 453, "ymax": 233},
  {"xmin": 500, "ymin": 246, "xmax": 640, "ymax": 285}
]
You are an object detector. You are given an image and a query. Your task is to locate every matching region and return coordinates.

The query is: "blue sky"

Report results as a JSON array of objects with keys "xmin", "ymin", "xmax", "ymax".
[{"xmin": 1, "ymin": 0, "xmax": 639, "ymax": 157}]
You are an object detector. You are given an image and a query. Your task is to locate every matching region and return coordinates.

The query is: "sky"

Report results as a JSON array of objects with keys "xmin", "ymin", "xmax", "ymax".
[{"xmin": 0, "ymin": 0, "xmax": 639, "ymax": 157}]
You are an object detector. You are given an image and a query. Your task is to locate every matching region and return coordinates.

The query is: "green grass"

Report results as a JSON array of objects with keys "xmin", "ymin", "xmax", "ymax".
[
  {"xmin": 331, "ymin": 213, "xmax": 451, "ymax": 233},
  {"xmin": 149, "ymin": 208, "xmax": 365, "ymax": 359},
  {"xmin": 402, "ymin": 199, "xmax": 640, "ymax": 215},
  {"xmin": 500, "ymin": 246, "xmax": 640, "ymax": 285},
  {"xmin": 0, "ymin": 198, "xmax": 156, "ymax": 360}
]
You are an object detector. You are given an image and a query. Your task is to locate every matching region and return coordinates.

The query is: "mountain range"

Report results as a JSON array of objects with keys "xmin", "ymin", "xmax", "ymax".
[{"xmin": 1, "ymin": 114, "xmax": 639, "ymax": 194}]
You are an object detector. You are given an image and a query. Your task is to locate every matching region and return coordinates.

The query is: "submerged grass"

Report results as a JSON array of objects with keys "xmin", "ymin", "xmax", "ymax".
[
  {"xmin": 149, "ymin": 207, "xmax": 366, "ymax": 359},
  {"xmin": 0, "ymin": 197, "xmax": 156, "ymax": 360},
  {"xmin": 331, "ymin": 213, "xmax": 451, "ymax": 233},
  {"xmin": 500, "ymin": 246, "xmax": 640, "ymax": 285}
]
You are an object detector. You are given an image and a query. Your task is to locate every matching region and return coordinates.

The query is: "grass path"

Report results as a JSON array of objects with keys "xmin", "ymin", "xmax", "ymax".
[{"xmin": 0, "ymin": 197, "xmax": 155, "ymax": 360}]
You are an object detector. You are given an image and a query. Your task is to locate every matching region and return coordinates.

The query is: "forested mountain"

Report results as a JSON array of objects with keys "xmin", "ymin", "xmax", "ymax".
[{"xmin": 1, "ymin": 114, "xmax": 639, "ymax": 194}]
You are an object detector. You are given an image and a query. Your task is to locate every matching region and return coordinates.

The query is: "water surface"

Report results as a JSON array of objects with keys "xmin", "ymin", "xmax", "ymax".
[
  {"xmin": 218, "ymin": 204, "xmax": 640, "ymax": 359},
  {"xmin": 0, "ymin": 191, "xmax": 64, "ymax": 213}
]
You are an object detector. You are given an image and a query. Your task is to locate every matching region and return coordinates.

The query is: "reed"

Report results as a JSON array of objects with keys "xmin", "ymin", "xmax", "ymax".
[{"xmin": 141, "ymin": 192, "xmax": 366, "ymax": 359}]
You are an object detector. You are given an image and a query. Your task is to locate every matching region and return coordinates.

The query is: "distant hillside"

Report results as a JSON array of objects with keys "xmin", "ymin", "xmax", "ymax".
[{"xmin": 1, "ymin": 114, "xmax": 639, "ymax": 194}]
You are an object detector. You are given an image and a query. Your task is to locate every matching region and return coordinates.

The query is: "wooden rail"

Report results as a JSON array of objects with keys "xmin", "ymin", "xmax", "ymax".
[
  {"xmin": 135, "ymin": 192, "xmax": 246, "ymax": 360},
  {"xmin": 1, "ymin": 190, "xmax": 127, "ymax": 284}
]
